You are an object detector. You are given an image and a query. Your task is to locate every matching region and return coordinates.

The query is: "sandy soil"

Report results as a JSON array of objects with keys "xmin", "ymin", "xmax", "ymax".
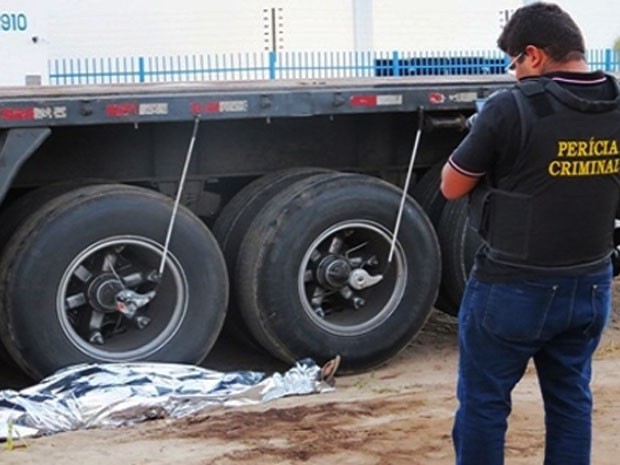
[{"xmin": 2, "ymin": 284, "xmax": 620, "ymax": 465}]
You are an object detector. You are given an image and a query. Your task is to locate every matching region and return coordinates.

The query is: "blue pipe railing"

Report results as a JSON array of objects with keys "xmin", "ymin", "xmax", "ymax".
[{"xmin": 48, "ymin": 49, "xmax": 620, "ymax": 85}]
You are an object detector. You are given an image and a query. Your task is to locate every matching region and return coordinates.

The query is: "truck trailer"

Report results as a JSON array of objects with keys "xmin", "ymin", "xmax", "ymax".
[{"xmin": 0, "ymin": 74, "xmax": 522, "ymax": 380}]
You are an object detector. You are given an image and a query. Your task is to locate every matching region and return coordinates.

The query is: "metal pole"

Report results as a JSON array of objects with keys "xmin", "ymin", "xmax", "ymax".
[
  {"xmin": 158, "ymin": 116, "xmax": 201, "ymax": 277},
  {"xmin": 388, "ymin": 106, "xmax": 424, "ymax": 263}
]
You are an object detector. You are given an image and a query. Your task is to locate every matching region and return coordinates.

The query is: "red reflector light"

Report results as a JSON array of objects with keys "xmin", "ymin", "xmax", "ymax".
[
  {"xmin": 106, "ymin": 104, "xmax": 138, "ymax": 117},
  {"xmin": 1, "ymin": 108, "xmax": 35, "ymax": 121},
  {"xmin": 350, "ymin": 95, "xmax": 378, "ymax": 107}
]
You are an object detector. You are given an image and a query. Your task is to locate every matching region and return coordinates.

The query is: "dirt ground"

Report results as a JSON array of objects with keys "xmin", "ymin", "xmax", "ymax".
[{"xmin": 2, "ymin": 284, "xmax": 620, "ymax": 465}]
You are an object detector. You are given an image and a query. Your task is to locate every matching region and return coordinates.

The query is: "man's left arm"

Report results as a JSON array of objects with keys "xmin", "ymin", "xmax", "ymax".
[
  {"xmin": 440, "ymin": 160, "xmax": 481, "ymax": 199},
  {"xmin": 440, "ymin": 91, "xmax": 511, "ymax": 199}
]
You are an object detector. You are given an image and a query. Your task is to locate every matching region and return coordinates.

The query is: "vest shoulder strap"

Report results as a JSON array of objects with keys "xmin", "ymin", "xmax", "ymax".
[
  {"xmin": 504, "ymin": 85, "xmax": 548, "ymax": 190},
  {"xmin": 513, "ymin": 80, "xmax": 555, "ymax": 120}
]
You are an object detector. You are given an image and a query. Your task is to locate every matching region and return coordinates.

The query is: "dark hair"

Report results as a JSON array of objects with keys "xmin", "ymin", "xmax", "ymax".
[{"xmin": 497, "ymin": 2, "xmax": 585, "ymax": 62}]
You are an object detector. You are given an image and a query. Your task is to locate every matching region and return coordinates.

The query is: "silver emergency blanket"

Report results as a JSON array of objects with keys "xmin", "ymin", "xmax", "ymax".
[{"xmin": 0, "ymin": 358, "xmax": 333, "ymax": 440}]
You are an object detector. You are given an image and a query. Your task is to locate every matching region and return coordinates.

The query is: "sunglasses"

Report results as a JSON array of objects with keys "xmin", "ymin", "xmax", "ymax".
[{"xmin": 505, "ymin": 52, "xmax": 525, "ymax": 74}]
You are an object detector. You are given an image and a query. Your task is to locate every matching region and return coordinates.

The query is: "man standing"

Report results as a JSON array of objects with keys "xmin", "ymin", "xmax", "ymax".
[{"xmin": 440, "ymin": 3, "xmax": 620, "ymax": 464}]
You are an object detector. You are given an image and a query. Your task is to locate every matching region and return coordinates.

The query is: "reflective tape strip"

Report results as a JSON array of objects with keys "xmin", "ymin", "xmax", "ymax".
[
  {"xmin": 377, "ymin": 95, "xmax": 403, "ymax": 105},
  {"xmin": 139, "ymin": 103, "xmax": 168, "ymax": 116},
  {"xmin": 191, "ymin": 100, "xmax": 249, "ymax": 114},
  {"xmin": 350, "ymin": 94, "xmax": 403, "ymax": 107},
  {"xmin": 350, "ymin": 95, "xmax": 377, "ymax": 107},
  {"xmin": 106, "ymin": 104, "xmax": 138, "ymax": 117},
  {"xmin": 34, "ymin": 106, "xmax": 68, "ymax": 120},
  {"xmin": 219, "ymin": 100, "xmax": 248, "ymax": 112},
  {"xmin": 1, "ymin": 106, "xmax": 68, "ymax": 121},
  {"xmin": 1, "ymin": 108, "xmax": 35, "ymax": 121}
]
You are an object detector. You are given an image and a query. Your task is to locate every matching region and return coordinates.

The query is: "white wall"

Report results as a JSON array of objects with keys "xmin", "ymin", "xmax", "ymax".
[
  {"xmin": 11, "ymin": 0, "xmax": 517, "ymax": 61},
  {"xmin": 271, "ymin": 1, "xmax": 354, "ymax": 52},
  {"xmin": 372, "ymin": 0, "xmax": 523, "ymax": 51},
  {"xmin": 43, "ymin": 0, "xmax": 354, "ymax": 57},
  {"xmin": 373, "ymin": 0, "xmax": 620, "ymax": 51},
  {"xmin": 533, "ymin": 0, "xmax": 620, "ymax": 49},
  {"xmin": 45, "ymin": 0, "xmax": 268, "ymax": 56},
  {"xmin": 0, "ymin": 1, "xmax": 49, "ymax": 85},
  {"xmin": 2, "ymin": 0, "xmax": 618, "ymax": 86}
]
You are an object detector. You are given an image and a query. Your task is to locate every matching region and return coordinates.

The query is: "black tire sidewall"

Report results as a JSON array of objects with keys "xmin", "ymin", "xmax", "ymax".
[
  {"xmin": 0, "ymin": 186, "xmax": 228, "ymax": 378},
  {"xmin": 213, "ymin": 167, "xmax": 332, "ymax": 257},
  {"xmin": 213, "ymin": 168, "xmax": 331, "ymax": 347},
  {"xmin": 411, "ymin": 162, "xmax": 447, "ymax": 226},
  {"xmin": 437, "ymin": 198, "xmax": 481, "ymax": 315},
  {"xmin": 238, "ymin": 175, "xmax": 440, "ymax": 371}
]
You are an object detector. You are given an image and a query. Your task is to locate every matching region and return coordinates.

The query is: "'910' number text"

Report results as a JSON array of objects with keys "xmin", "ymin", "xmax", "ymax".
[{"xmin": 0, "ymin": 13, "xmax": 28, "ymax": 32}]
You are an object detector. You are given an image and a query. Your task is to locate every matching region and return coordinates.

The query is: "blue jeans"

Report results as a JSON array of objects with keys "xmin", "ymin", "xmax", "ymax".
[{"xmin": 453, "ymin": 265, "xmax": 612, "ymax": 465}]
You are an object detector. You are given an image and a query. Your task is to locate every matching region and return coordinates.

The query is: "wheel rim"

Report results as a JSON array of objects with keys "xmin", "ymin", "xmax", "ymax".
[
  {"xmin": 56, "ymin": 235, "xmax": 188, "ymax": 361},
  {"xmin": 298, "ymin": 220, "xmax": 407, "ymax": 336}
]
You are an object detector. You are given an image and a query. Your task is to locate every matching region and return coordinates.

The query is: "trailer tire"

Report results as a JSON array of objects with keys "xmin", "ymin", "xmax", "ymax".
[
  {"xmin": 411, "ymin": 162, "xmax": 461, "ymax": 313},
  {"xmin": 0, "ymin": 181, "xmax": 107, "ymax": 368},
  {"xmin": 236, "ymin": 173, "xmax": 441, "ymax": 373},
  {"xmin": 0, "ymin": 184, "xmax": 228, "ymax": 379},
  {"xmin": 212, "ymin": 168, "xmax": 332, "ymax": 347},
  {"xmin": 436, "ymin": 197, "xmax": 481, "ymax": 315},
  {"xmin": 411, "ymin": 162, "xmax": 447, "ymax": 227},
  {"xmin": 0, "ymin": 179, "xmax": 110, "ymax": 249}
]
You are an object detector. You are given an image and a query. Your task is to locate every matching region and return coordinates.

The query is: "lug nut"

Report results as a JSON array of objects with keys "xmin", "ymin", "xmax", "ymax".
[
  {"xmin": 89, "ymin": 331, "xmax": 104, "ymax": 345},
  {"xmin": 135, "ymin": 315, "xmax": 151, "ymax": 330}
]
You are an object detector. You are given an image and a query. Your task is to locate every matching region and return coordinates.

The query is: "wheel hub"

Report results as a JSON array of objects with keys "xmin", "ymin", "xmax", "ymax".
[
  {"xmin": 87, "ymin": 273, "xmax": 125, "ymax": 313},
  {"xmin": 317, "ymin": 256, "xmax": 352, "ymax": 289},
  {"xmin": 298, "ymin": 220, "xmax": 408, "ymax": 336}
]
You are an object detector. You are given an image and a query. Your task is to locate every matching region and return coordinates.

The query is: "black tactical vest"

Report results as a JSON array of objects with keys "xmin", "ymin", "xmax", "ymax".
[{"xmin": 473, "ymin": 76, "xmax": 620, "ymax": 270}]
